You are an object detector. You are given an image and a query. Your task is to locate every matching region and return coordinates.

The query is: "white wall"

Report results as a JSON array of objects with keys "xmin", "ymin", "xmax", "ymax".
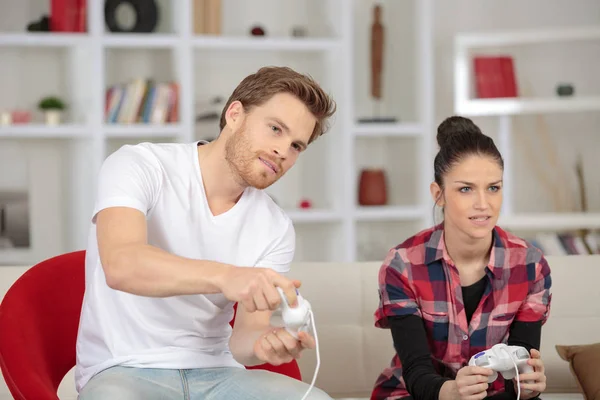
[{"xmin": 433, "ymin": 0, "xmax": 600, "ymax": 215}]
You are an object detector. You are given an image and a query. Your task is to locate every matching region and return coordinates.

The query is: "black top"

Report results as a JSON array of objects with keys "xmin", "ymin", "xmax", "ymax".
[
  {"xmin": 388, "ymin": 276, "xmax": 541, "ymax": 400},
  {"xmin": 462, "ymin": 275, "xmax": 487, "ymax": 324}
]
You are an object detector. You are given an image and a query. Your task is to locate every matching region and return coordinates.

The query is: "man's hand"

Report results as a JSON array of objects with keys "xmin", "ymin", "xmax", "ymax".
[
  {"xmin": 514, "ymin": 349, "xmax": 546, "ymax": 399},
  {"xmin": 253, "ymin": 328, "xmax": 315, "ymax": 366},
  {"xmin": 218, "ymin": 266, "xmax": 300, "ymax": 312}
]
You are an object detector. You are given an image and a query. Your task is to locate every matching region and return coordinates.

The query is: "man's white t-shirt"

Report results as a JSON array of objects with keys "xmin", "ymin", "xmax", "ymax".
[{"xmin": 74, "ymin": 141, "xmax": 295, "ymax": 392}]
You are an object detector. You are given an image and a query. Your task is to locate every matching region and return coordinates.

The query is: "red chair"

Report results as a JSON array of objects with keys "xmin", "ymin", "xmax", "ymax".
[{"xmin": 0, "ymin": 251, "xmax": 301, "ymax": 400}]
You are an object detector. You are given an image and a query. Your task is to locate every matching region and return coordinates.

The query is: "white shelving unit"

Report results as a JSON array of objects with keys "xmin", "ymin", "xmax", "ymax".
[
  {"xmin": 0, "ymin": 0, "xmax": 435, "ymax": 264},
  {"xmin": 344, "ymin": 0, "xmax": 435, "ymax": 261},
  {"xmin": 453, "ymin": 25, "xmax": 600, "ymax": 233}
]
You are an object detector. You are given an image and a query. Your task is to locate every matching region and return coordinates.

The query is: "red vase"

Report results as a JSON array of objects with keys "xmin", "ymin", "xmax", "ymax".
[{"xmin": 358, "ymin": 169, "xmax": 387, "ymax": 206}]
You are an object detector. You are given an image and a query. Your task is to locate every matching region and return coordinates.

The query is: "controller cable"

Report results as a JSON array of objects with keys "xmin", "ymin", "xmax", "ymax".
[
  {"xmin": 511, "ymin": 356, "xmax": 521, "ymax": 400},
  {"xmin": 300, "ymin": 309, "xmax": 320, "ymax": 400},
  {"xmin": 500, "ymin": 347, "xmax": 521, "ymax": 400}
]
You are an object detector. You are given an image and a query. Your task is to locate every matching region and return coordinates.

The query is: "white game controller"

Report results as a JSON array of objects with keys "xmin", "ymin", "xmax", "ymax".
[
  {"xmin": 468, "ymin": 344, "xmax": 534, "ymax": 398},
  {"xmin": 271, "ymin": 287, "xmax": 319, "ymax": 400},
  {"xmin": 271, "ymin": 287, "xmax": 312, "ymax": 339}
]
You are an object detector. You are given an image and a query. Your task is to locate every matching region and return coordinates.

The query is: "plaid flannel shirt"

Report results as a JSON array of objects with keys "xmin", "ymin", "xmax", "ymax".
[{"xmin": 372, "ymin": 224, "xmax": 552, "ymax": 400}]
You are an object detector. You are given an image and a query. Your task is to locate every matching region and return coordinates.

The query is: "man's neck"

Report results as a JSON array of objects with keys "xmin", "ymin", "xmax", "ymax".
[
  {"xmin": 197, "ymin": 140, "xmax": 246, "ymax": 207},
  {"xmin": 443, "ymin": 223, "xmax": 493, "ymax": 269}
]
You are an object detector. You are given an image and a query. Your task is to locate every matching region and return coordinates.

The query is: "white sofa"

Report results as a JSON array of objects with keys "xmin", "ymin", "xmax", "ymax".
[
  {"xmin": 1, "ymin": 255, "xmax": 598, "ymax": 399},
  {"xmin": 290, "ymin": 255, "xmax": 599, "ymax": 400}
]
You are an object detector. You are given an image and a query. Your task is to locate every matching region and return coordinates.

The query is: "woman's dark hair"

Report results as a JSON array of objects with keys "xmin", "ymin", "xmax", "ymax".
[{"xmin": 433, "ymin": 116, "xmax": 504, "ymax": 189}]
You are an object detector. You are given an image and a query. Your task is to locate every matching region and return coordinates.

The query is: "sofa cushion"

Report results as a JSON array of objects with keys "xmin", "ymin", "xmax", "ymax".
[{"xmin": 556, "ymin": 343, "xmax": 600, "ymax": 400}]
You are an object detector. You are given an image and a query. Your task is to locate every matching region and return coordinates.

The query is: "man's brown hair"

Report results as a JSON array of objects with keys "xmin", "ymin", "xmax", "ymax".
[{"xmin": 219, "ymin": 66, "xmax": 336, "ymax": 144}]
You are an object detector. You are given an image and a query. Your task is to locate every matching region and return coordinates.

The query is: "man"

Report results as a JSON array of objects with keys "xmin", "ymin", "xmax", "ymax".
[{"xmin": 75, "ymin": 66, "xmax": 336, "ymax": 399}]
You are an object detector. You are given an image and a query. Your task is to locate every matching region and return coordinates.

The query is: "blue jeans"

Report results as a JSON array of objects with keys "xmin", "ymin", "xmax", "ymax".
[{"xmin": 78, "ymin": 365, "xmax": 332, "ymax": 400}]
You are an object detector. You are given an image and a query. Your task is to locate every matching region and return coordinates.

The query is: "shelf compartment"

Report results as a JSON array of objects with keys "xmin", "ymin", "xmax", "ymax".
[
  {"xmin": 104, "ymin": 48, "xmax": 179, "ymax": 127},
  {"xmin": 354, "ymin": 136, "xmax": 421, "ymax": 209},
  {"xmin": 454, "ymin": 25, "xmax": 600, "ymax": 117}
]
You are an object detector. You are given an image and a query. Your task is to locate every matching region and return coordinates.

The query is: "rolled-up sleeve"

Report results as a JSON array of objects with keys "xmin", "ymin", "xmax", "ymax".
[
  {"xmin": 516, "ymin": 254, "xmax": 552, "ymax": 324},
  {"xmin": 374, "ymin": 248, "xmax": 421, "ymax": 329}
]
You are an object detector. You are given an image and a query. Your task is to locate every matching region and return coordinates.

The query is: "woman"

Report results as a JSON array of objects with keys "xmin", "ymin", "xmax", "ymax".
[{"xmin": 371, "ymin": 116, "xmax": 552, "ymax": 400}]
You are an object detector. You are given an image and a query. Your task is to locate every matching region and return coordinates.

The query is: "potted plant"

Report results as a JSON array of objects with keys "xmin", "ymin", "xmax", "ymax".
[{"xmin": 38, "ymin": 96, "xmax": 66, "ymax": 125}]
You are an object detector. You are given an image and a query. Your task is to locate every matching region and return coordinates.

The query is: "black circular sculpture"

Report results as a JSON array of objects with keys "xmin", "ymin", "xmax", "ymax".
[{"xmin": 105, "ymin": 0, "xmax": 159, "ymax": 33}]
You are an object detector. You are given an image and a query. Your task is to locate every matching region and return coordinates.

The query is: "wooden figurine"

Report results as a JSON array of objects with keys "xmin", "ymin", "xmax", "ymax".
[
  {"xmin": 359, "ymin": 2, "xmax": 397, "ymax": 123},
  {"xmin": 371, "ymin": 4, "xmax": 383, "ymax": 100}
]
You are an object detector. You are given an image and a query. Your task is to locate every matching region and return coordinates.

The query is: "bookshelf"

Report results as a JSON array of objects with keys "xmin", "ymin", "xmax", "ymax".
[
  {"xmin": 453, "ymin": 25, "xmax": 600, "ymax": 243},
  {"xmin": 0, "ymin": 0, "xmax": 435, "ymax": 265}
]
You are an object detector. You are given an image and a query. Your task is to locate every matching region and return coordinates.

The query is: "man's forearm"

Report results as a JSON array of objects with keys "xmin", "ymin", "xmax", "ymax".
[
  {"xmin": 103, "ymin": 243, "xmax": 232, "ymax": 297},
  {"xmin": 229, "ymin": 325, "xmax": 273, "ymax": 366}
]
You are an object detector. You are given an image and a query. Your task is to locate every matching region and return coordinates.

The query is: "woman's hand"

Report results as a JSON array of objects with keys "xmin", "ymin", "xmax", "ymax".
[
  {"xmin": 439, "ymin": 365, "xmax": 494, "ymax": 400},
  {"xmin": 456, "ymin": 365, "xmax": 494, "ymax": 399},
  {"xmin": 514, "ymin": 349, "xmax": 546, "ymax": 399}
]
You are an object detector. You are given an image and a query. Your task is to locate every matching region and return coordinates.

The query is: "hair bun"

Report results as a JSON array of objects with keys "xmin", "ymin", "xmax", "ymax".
[{"xmin": 436, "ymin": 116, "xmax": 483, "ymax": 148}]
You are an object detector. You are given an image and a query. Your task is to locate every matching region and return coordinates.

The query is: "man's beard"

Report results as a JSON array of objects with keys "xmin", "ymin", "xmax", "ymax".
[{"xmin": 224, "ymin": 126, "xmax": 281, "ymax": 190}]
